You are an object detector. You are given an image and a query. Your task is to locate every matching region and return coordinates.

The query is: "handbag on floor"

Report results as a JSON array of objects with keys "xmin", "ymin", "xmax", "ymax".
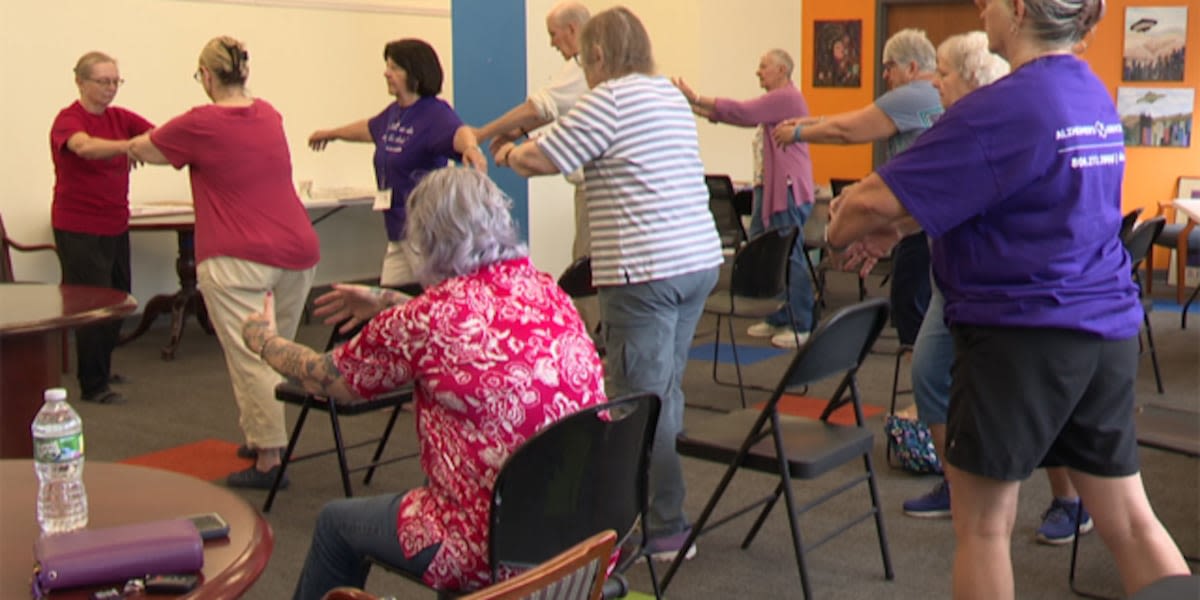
[
  {"xmin": 884, "ymin": 413, "xmax": 942, "ymax": 475},
  {"xmin": 34, "ymin": 518, "xmax": 203, "ymax": 594}
]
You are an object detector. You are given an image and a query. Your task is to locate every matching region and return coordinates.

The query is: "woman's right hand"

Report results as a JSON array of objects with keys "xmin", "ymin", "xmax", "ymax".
[
  {"xmin": 308, "ymin": 130, "xmax": 336, "ymax": 151},
  {"xmin": 312, "ymin": 284, "xmax": 402, "ymax": 333}
]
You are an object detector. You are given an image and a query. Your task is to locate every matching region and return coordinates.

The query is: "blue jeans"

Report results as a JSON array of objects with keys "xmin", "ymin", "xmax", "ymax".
[
  {"xmin": 293, "ymin": 493, "xmax": 440, "ymax": 600},
  {"xmin": 599, "ymin": 266, "xmax": 720, "ymax": 538},
  {"xmin": 911, "ymin": 278, "xmax": 952, "ymax": 426},
  {"xmin": 749, "ymin": 186, "xmax": 816, "ymax": 333},
  {"xmin": 890, "ymin": 233, "xmax": 932, "ymax": 345}
]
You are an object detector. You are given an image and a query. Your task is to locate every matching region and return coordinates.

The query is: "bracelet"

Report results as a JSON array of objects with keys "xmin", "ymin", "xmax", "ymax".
[{"xmin": 792, "ymin": 124, "xmax": 804, "ymax": 143}]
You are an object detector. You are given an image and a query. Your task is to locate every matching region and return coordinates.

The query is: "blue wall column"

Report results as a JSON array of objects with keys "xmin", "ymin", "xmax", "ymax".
[{"xmin": 452, "ymin": 0, "xmax": 529, "ymax": 240}]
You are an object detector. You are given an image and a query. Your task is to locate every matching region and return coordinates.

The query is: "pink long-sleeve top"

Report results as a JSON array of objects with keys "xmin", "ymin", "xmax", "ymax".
[{"xmin": 711, "ymin": 82, "xmax": 815, "ymax": 229}]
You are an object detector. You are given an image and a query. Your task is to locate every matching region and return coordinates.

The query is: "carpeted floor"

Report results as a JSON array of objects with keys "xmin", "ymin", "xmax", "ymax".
[{"xmin": 56, "ymin": 274, "xmax": 1200, "ymax": 599}]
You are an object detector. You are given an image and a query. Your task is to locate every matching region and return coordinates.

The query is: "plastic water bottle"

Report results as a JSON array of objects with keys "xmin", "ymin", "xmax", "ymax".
[{"xmin": 32, "ymin": 388, "xmax": 88, "ymax": 534}]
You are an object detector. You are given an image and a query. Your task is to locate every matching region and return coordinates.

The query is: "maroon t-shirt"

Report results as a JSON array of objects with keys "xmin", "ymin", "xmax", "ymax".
[
  {"xmin": 150, "ymin": 99, "xmax": 319, "ymax": 269},
  {"xmin": 50, "ymin": 101, "xmax": 154, "ymax": 235}
]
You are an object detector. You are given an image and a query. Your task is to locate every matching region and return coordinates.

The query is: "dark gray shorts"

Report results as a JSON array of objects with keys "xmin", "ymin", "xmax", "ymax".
[{"xmin": 945, "ymin": 325, "xmax": 1140, "ymax": 481}]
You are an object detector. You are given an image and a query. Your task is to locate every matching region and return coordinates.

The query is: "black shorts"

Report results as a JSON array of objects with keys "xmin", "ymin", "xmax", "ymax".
[{"xmin": 944, "ymin": 325, "xmax": 1140, "ymax": 481}]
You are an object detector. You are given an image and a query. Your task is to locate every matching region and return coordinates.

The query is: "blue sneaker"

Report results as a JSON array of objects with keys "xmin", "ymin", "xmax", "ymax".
[
  {"xmin": 637, "ymin": 527, "xmax": 698, "ymax": 563},
  {"xmin": 1036, "ymin": 498, "xmax": 1093, "ymax": 545},
  {"xmin": 903, "ymin": 479, "xmax": 951, "ymax": 518}
]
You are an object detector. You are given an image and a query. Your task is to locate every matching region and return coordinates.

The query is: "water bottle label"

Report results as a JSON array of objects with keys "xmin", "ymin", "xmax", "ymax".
[{"xmin": 33, "ymin": 433, "xmax": 84, "ymax": 463}]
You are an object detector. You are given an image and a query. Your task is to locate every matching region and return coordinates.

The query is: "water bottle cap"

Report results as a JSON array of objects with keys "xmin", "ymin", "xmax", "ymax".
[{"xmin": 44, "ymin": 388, "xmax": 67, "ymax": 402}]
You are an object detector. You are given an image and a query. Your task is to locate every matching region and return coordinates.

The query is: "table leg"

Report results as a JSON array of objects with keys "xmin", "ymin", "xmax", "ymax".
[
  {"xmin": 117, "ymin": 229, "xmax": 210, "ymax": 360},
  {"xmin": 0, "ymin": 331, "xmax": 61, "ymax": 458}
]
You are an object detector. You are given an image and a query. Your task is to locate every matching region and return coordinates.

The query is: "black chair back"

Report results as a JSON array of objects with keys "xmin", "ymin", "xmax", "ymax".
[
  {"xmin": 777, "ymin": 297, "xmax": 889, "ymax": 396},
  {"xmin": 1118, "ymin": 208, "xmax": 1144, "ymax": 244},
  {"xmin": 730, "ymin": 226, "xmax": 799, "ymax": 300},
  {"xmin": 557, "ymin": 256, "xmax": 596, "ymax": 299},
  {"xmin": 705, "ymin": 174, "xmax": 746, "ymax": 248},
  {"xmin": 488, "ymin": 393, "xmax": 661, "ymax": 574},
  {"xmin": 1125, "ymin": 217, "xmax": 1166, "ymax": 270},
  {"xmin": 829, "ymin": 178, "xmax": 860, "ymax": 197}
]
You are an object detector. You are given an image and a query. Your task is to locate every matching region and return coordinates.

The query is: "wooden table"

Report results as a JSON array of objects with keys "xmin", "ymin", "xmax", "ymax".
[
  {"xmin": 0, "ymin": 460, "xmax": 272, "ymax": 599},
  {"xmin": 120, "ymin": 193, "xmax": 375, "ymax": 360},
  {"xmin": 0, "ymin": 284, "xmax": 136, "ymax": 458}
]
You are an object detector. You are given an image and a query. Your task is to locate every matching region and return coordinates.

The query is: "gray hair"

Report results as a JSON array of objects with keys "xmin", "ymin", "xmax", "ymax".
[
  {"xmin": 939, "ymin": 31, "xmax": 1010, "ymax": 88},
  {"xmin": 580, "ymin": 6, "xmax": 655, "ymax": 79},
  {"xmin": 549, "ymin": 1, "xmax": 590, "ymax": 28},
  {"xmin": 766, "ymin": 48, "xmax": 794, "ymax": 77},
  {"xmin": 883, "ymin": 28, "xmax": 936, "ymax": 73},
  {"xmin": 1016, "ymin": 0, "xmax": 1106, "ymax": 46},
  {"xmin": 404, "ymin": 167, "xmax": 527, "ymax": 285},
  {"xmin": 74, "ymin": 51, "xmax": 115, "ymax": 80}
]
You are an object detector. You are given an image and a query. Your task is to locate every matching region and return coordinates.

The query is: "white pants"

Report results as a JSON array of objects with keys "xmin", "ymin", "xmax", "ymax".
[
  {"xmin": 380, "ymin": 240, "xmax": 421, "ymax": 288},
  {"xmin": 197, "ymin": 256, "xmax": 315, "ymax": 449}
]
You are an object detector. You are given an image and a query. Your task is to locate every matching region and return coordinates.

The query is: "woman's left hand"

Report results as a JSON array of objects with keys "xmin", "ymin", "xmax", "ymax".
[
  {"xmin": 461, "ymin": 146, "xmax": 488, "ymax": 174},
  {"xmin": 242, "ymin": 293, "xmax": 278, "ymax": 355}
]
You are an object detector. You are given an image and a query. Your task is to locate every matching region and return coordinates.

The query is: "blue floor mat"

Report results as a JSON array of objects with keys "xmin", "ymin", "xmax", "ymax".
[
  {"xmin": 1150, "ymin": 299, "xmax": 1200, "ymax": 313},
  {"xmin": 689, "ymin": 342, "xmax": 788, "ymax": 364}
]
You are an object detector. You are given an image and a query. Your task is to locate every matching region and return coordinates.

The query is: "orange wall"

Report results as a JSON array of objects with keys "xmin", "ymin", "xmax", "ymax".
[
  {"xmin": 802, "ymin": 0, "xmax": 879, "ymax": 184},
  {"xmin": 802, "ymin": 0, "xmax": 1200, "ymax": 220}
]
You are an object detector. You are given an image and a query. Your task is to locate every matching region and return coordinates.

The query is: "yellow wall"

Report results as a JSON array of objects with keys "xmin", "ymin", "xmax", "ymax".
[{"xmin": 801, "ymin": 0, "xmax": 1200, "ymax": 224}]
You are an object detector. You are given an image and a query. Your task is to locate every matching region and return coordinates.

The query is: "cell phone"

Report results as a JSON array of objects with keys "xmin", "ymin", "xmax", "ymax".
[
  {"xmin": 144, "ymin": 573, "xmax": 199, "ymax": 594},
  {"xmin": 185, "ymin": 512, "xmax": 230, "ymax": 540}
]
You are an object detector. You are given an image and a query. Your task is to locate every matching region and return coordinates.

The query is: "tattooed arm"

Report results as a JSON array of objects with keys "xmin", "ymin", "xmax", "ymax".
[{"xmin": 242, "ymin": 294, "xmax": 360, "ymax": 403}]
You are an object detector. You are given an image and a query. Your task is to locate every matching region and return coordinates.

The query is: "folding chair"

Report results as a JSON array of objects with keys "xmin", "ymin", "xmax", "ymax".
[
  {"xmin": 263, "ymin": 318, "xmax": 417, "ymax": 512},
  {"xmin": 1125, "ymin": 217, "xmax": 1167, "ymax": 394},
  {"xmin": 661, "ymin": 298, "xmax": 894, "ymax": 599},
  {"xmin": 706, "ymin": 174, "xmax": 748, "ymax": 250},
  {"xmin": 704, "ymin": 226, "xmax": 800, "ymax": 409}
]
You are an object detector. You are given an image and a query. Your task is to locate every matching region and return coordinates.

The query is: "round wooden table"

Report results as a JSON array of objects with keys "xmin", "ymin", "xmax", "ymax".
[
  {"xmin": 0, "ymin": 284, "xmax": 137, "ymax": 458},
  {"xmin": 0, "ymin": 460, "xmax": 273, "ymax": 599}
]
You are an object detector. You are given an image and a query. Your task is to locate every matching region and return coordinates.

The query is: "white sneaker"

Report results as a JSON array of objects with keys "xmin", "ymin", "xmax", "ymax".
[
  {"xmin": 770, "ymin": 330, "xmax": 810, "ymax": 349},
  {"xmin": 747, "ymin": 322, "xmax": 789, "ymax": 338}
]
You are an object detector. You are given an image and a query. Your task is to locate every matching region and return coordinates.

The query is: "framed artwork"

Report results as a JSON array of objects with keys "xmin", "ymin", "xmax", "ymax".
[
  {"xmin": 1123, "ymin": 6, "xmax": 1187, "ymax": 81},
  {"xmin": 1117, "ymin": 87, "xmax": 1194, "ymax": 148},
  {"xmin": 1180, "ymin": 176, "xmax": 1200, "ymax": 199},
  {"xmin": 813, "ymin": 20, "xmax": 861, "ymax": 88}
]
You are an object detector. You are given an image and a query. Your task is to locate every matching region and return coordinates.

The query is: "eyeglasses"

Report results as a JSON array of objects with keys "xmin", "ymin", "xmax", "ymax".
[
  {"xmin": 881, "ymin": 61, "xmax": 897, "ymax": 72},
  {"xmin": 87, "ymin": 78, "xmax": 124, "ymax": 88}
]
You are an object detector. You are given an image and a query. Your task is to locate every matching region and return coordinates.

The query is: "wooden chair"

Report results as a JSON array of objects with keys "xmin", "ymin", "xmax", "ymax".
[
  {"xmin": 1146, "ymin": 198, "xmax": 1200, "ymax": 317},
  {"xmin": 461, "ymin": 531, "xmax": 617, "ymax": 600},
  {"xmin": 1, "ymin": 212, "xmax": 69, "ymax": 372},
  {"xmin": 322, "ymin": 530, "xmax": 618, "ymax": 600},
  {"xmin": 660, "ymin": 298, "xmax": 894, "ymax": 599}
]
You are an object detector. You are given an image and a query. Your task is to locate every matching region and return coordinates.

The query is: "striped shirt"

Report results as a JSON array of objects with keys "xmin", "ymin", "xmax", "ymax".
[{"xmin": 537, "ymin": 74, "xmax": 723, "ymax": 287}]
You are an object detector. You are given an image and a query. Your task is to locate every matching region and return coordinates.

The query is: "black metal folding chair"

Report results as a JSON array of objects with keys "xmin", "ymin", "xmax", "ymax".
[{"xmin": 661, "ymin": 298, "xmax": 894, "ymax": 599}]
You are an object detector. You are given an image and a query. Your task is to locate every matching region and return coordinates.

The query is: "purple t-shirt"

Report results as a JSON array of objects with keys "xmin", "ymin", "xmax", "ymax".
[
  {"xmin": 368, "ymin": 96, "xmax": 463, "ymax": 240},
  {"xmin": 878, "ymin": 55, "xmax": 1140, "ymax": 339}
]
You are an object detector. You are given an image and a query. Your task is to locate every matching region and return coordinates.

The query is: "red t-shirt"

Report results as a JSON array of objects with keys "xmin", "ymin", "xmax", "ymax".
[
  {"xmin": 50, "ymin": 101, "xmax": 153, "ymax": 235},
  {"xmin": 150, "ymin": 99, "xmax": 319, "ymax": 269},
  {"xmin": 332, "ymin": 257, "xmax": 607, "ymax": 591}
]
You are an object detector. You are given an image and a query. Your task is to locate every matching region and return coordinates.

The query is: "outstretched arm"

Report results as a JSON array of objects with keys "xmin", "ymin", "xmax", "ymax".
[
  {"xmin": 773, "ymin": 104, "xmax": 897, "ymax": 146},
  {"xmin": 128, "ymin": 132, "xmax": 170, "ymax": 165},
  {"xmin": 309, "ymin": 119, "xmax": 372, "ymax": 151},
  {"xmin": 242, "ymin": 294, "xmax": 359, "ymax": 402}
]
